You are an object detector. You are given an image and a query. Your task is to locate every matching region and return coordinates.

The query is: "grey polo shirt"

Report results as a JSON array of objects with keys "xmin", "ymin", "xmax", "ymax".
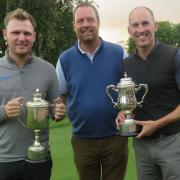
[{"xmin": 0, "ymin": 54, "xmax": 59, "ymax": 162}]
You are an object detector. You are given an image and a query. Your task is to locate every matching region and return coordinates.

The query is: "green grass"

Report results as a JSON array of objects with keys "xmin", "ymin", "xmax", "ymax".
[{"xmin": 50, "ymin": 118, "xmax": 137, "ymax": 180}]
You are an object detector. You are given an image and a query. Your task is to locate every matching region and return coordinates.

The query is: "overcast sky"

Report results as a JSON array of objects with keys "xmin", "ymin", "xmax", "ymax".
[{"xmin": 94, "ymin": 0, "xmax": 180, "ymax": 43}]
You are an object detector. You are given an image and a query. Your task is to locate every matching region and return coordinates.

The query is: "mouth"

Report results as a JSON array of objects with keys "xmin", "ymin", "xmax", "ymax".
[
  {"xmin": 136, "ymin": 33, "xmax": 149, "ymax": 39},
  {"xmin": 82, "ymin": 30, "xmax": 92, "ymax": 35},
  {"xmin": 81, "ymin": 31, "xmax": 94, "ymax": 40},
  {"xmin": 81, "ymin": 27, "xmax": 93, "ymax": 33},
  {"xmin": 16, "ymin": 44, "xmax": 28, "ymax": 48}
]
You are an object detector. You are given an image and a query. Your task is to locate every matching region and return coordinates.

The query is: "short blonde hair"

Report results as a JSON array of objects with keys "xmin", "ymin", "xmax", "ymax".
[{"xmin": 4, "ymin": 8, "xmax": 36, "ymax": 29}]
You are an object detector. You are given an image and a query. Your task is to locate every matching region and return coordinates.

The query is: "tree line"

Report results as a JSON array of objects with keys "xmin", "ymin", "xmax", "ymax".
[
  {"xmin": 0, "ymin": 1, "xmax": 179, "ymax": 63},
  {"xmin": 0, "ymin": 0, "xmax": 85, "ymax": 66}
]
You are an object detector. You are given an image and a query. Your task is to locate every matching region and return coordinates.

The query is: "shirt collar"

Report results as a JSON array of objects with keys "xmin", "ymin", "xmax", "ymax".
[
  {"xmin": 77, "ymin": 39, "xmax": 101, "ymax": 55},
  {"xmin": 135, "ymin": 40, "xmax": 160, "ymax": 58},
  {"xmin": 5, "ymin": 49, "xmax": 33, "ymax": 65}
]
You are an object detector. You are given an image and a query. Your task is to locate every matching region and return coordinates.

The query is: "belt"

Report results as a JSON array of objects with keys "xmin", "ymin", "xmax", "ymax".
[{"xmin": 143, "ymin": 131, "xmax": 179, "ymax": 140}]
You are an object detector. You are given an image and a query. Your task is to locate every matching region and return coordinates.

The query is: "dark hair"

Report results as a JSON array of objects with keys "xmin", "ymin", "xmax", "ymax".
[
  {"xmin": 4, "ymin": 8, "xmax": 36, "ymax": 29},
  {"xmin": 73, "ymin": 2, "xmax": 100, "ymax": 22}
]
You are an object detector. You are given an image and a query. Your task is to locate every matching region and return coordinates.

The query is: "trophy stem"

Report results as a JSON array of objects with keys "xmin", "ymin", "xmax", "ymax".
[
  {"xmin": 34, "ymin": 130, "xmax": 41, "ymax": 146},
  {"xmin": 118, "ymin": 113, "xmax": 138, "ymax": 137},
  {"xmin": 125, "ymin": 113, "xmax": 132, "ymax": 119},
  {"xmin": 27, "ymin": 129, "xmax": 47, "ymax": 161}
]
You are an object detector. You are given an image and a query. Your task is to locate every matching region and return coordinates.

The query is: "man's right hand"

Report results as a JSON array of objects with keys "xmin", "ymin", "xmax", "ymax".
[
  {"xmin": 115, "ymin": 111, "xmax": 126, "ymax": 129},
  {"xmin": 54, "ymin": 97, "xmax": 66, "ymax": 121},
  {"xmin": 4, "ymin": 97, "xmax": 24, "ymax": 118}
]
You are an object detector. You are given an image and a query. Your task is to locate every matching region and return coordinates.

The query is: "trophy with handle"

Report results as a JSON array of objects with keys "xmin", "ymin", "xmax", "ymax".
[
  {"xmin": 26, "ymin": 89, "xmax": 50, "ymax": 161},
  {"xmin": 18, "ymin": 89, "xmax": 57, "ymax": 161},
  {"xmin": 106, "ymin": 73, "xmax": 148, "ymax": 136}
]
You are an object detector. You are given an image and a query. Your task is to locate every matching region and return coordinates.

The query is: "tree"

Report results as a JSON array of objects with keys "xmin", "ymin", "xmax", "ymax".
[
  {"xmin": 127, "ymin": 37, "xmax": 135, "ymax": 55},
  {"xmin": 0, "ymin": 0, "xmax": 7, "ymax": 56},
  {"xmin": 0, "ymin": 0, "xmax": 79, "ymax": 66},
  {"xmin": 155, "ymin": 21, "xmax": 174, "ymax": 45}
]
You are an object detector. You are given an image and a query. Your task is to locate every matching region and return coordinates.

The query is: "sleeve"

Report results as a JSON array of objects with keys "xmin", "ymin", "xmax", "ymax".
[
  {"xmin": 123, "ymin": 48, "xmax": 128, "ymax": 59},
  {"xmin": 56, "ymin": 58, "xmax": 68, "ymax": 95},
  {"xmin": 175, "ymin": 49, "xmax": 180, "ymax": 89},
  {"xmin": 46, "ymin": 65, "xmax": 60, "ymax": 104},
  {"xmin": 0, "ymin": 105, "xmax": 7, "ymax": 122}
]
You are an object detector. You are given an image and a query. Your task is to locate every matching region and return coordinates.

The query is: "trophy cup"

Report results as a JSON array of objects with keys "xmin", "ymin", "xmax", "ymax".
[
  {"xmin": 26, "ymin": 89, "xmax": 49, "ymax": 161},
  {"xmin": 106, "ymin": 73, "xmax": 148, "ymax": 136}
]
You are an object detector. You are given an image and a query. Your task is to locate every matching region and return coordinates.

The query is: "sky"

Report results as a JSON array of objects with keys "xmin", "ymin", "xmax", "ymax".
[{"xmin": 94, "ymin": 0, "xmax": 180, "ymax": 44}]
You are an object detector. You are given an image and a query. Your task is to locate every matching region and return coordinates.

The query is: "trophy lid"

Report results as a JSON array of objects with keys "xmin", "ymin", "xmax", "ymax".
[
  {"xmin": 117, "ymin": 72, "xmax": 135, "ymax": 87},
  {"xmin": 26, "ymin": 89, "xmax": 49, "ymax": 107}
]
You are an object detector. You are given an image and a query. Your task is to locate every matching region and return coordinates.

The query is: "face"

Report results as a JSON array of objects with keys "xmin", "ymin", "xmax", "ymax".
[
  {"xmin": 73, "ymin": 6, "xmax": 100, "ymax": 44},
  {"xmin": 128, "ymin": 8, "xmax": 158, "ymax": 50},
  {"xmin": 3, "ymin": 18, "xmax": 36, "ymax": 59}
]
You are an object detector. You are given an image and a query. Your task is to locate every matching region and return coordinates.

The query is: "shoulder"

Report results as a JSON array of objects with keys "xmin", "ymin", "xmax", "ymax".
[
  {"xmin": 157, "ymin": 42, "xmax": 178, "ymax": 61},
  {"xmin": 158, "ymin": 42, "xmax": 177, "ymax": 52},
  {"xmin": 123, "ymin": 54, "xmax": 136, "ymax": 66},
  {"xmin": 103, "ymin": 40, "xmax": 124, "ymax": 52},
  {"xmin": 32, "ymin": 56, "xmax": 55, "ymax": 71},
  {"xmin": 59, "ymin": 45, "xmax": 77, "ymax": 60},
  {"xmin": 100, "ymin": 40, "xmax": 125, "ymax": 59},
  {"xmin": 0, "ymin": 56, "xmax": 8, "ymax": 65}
]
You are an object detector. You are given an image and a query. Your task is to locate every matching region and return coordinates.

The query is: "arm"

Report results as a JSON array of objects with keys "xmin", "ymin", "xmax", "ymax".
[
  {"xmin": 115, "ymin": 111, "xmax": 125, "ymax": 129},
  {"xmin": 134, "ymin": 49, "xmax": 180, "ymax": 138},
  {"xmin": 175, "ymin": 49, "xmax": 180, "ymax": 90},
  {"xmin": 135, "ymin": 104, "xmax": 180, "ymax": 138},
  {"xmin": 0, "ymin": 105, "xmax": 6, "ymax": 122},
  {"xmin": 54, "ymin": 57, "xmax": 68, "ymax": 121},
  {"xmin": 54, "ymin": 95, "xmax": 67, "ymax": 121},
  {"xmin": 123, "ymin": 48, "xmax": 128, "ymax": 59}
]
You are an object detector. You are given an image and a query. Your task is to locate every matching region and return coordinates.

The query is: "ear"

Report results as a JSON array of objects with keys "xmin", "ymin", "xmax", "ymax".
[
  {"xmin": 33, "ymin": 31, "xmax": 36, "ymax": 42},
  {"xmin": 72, "ymin": 21, "xmax": 75, "ymax": 31},
  {"xmin": 3, "ymin": 29, "xmax": 7, "ymax": 41},
  {"xmin": 154, "ymin": 22, "xmax": 158, "ymax": 32},
  {"xmin": 128, "ymin": 26, "xmax": 132, "ymax": 37}
]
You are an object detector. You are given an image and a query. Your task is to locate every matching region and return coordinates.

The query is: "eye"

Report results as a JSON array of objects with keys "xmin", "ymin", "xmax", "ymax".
[
  {"xmin": 87, "ymin": 17, "xmax": 95, "ymax": 23},
  {"xmin": 24, "ymin": 32, "xmax": 32, "ymax": 36},
  {"xmin": 11, "ymin": 31, "xmax": 20, "ymax": 35},
  {"xmin": 132, "ymin": 23, "xmax": 139, "ymax": 28},
  {"xmin": 142, "ymin": 21, "xmax": 149, "ymax": 26},
  {"xmin": 76, "ymin": 18, "xmax": 84, "ymax": 25}
]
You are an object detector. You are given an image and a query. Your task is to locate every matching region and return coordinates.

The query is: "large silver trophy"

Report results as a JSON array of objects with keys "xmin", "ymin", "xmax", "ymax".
[
  {"xmin": 106, "ymin": 73, "xmax": 148, "ymax": 136},
  {"xmin": 26, "ymin": 89, "xmax": 50, "ymax": 161}
]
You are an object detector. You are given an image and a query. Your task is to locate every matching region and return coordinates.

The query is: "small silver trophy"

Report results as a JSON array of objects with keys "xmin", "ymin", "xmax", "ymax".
[{"xmin": 106, "ymin": 73, "xmax": 148, "ymax": 136}]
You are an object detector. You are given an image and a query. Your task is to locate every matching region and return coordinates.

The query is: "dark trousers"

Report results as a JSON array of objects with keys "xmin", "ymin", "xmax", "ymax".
[
  {"xmin": 71, "ymin": 135, "xmax": 128, "ymax": 180},
  {"xmin": 0, "ymin": 158, "xmax": 52, "ymax": 180}
]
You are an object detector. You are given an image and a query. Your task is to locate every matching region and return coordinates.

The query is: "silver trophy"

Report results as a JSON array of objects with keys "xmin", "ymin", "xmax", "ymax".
[
  {"xmin": 26, "ymin": 89, "xmax": 50, "ymax": 161},
  {"xmin": 106, "ymin": 73, "xmax": 148, "ymax": 136},
  {"xmin": 18, "ymin": 89, "xmax": 57, "ymax": 161}
]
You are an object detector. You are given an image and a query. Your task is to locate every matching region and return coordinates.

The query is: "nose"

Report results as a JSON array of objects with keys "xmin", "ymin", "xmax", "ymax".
[
  {"xmin": 137, "ymin": 24, "xmax": 146, "ymax": 33},
  {"xmin": 82, "ymin": 19, "xmax": 90, "ymax": 27},
  {"xmin": 18, "ymin": 33, "xmax": 26, "ymax": 41}
]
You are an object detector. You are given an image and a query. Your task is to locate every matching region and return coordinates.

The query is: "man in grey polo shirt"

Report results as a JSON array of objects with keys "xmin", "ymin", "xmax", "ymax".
[{"xmin": 0, "ymin": 8, "xmax": 66, "ymax": 180}]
